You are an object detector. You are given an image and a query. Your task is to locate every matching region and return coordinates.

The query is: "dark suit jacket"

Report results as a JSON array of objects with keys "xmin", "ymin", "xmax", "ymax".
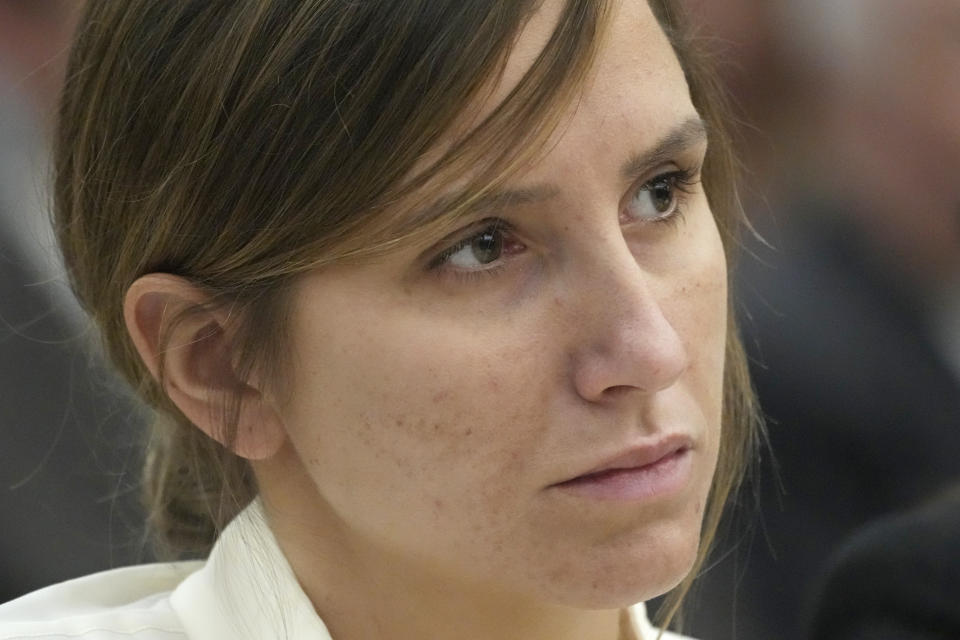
[
  {"xmin": 0, "ymin": 222, "xmax": 150, "ymax": 602},
  {"xmin": 809, "ymin": 490, "xmax": 960, "ymax": 640}
]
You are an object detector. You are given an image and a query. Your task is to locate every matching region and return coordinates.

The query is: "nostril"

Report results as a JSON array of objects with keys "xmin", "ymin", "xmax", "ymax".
[{"xmin": 602, "ymin": 384, "xmax": 642, "ymax": 398}]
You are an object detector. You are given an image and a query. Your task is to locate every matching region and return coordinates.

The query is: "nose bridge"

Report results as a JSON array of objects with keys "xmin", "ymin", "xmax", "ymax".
[
  {"xmin": 565, "ymin": 235, "xmax": 689, "ymax": 399},
  {"xmin": 590, "ymin": 241, "xmax": 678, "ymax": 352}
]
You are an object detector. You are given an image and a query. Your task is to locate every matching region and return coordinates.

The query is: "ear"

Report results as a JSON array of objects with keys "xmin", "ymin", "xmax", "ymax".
[{"xmin": 123, "ymin": 273, "xmax": 286, "ymax": 460}]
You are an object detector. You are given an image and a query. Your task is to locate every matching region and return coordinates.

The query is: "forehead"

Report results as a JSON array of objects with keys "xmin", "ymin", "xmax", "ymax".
[
  {"xmin": 510, "ymin": 0, "xmax": 695, "ymax": 184},
  {"xmin": 451, "ymin": 0, "xmax": 695, "ymax": 183},
  {"xmin": 496, "ymin": 0, "xmax": 685, "ymax": 114}
]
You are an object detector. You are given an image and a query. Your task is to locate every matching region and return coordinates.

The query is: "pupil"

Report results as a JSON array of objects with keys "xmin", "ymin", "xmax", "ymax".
[
  {"xmin": 471, "ymin": 230, "xmax": 502, "ymax": 264},
  {"xmin": 651, "ymin": 179, "xmax": 674, "ymax": 212}
]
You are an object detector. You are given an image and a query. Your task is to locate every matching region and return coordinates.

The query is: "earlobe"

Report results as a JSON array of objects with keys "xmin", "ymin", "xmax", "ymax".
[{"xmin": 123, "ymin": 274, "xmax": 286, "ymax": 460}]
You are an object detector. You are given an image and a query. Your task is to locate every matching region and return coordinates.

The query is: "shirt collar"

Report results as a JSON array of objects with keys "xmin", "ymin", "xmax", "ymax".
[{"xmin": 170, "ymin": 499, "xmax": 333, "ymax": 640}]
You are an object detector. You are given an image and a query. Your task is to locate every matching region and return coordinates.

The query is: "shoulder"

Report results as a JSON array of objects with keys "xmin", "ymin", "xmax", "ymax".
[{"xmin": 0, "ymin": 562, "xmax": 202, "ymax": 640}]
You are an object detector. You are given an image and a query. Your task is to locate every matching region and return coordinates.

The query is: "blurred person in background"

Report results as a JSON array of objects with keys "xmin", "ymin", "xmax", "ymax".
[
  {"xmin": 0, "ymin": 0, "xmax": 147, "ymax": 602},
  {"xmin": 809, "ymin": 484, "xmax": 960, "ymax": 640},
  {"xmin": 674, "ymin": 1, "xmax": 960, "ymax": 639}
]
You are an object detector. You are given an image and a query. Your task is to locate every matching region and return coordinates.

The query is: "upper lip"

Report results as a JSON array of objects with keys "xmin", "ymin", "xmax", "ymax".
[{"xmin": 555, "ymin": 433, "xmax": 694, "ymax": 484}]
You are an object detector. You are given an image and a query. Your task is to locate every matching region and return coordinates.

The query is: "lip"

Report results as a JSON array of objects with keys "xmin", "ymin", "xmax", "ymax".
[{"xmin": 550, "ymin": 434, "xmax": 694, "ymax": 501}]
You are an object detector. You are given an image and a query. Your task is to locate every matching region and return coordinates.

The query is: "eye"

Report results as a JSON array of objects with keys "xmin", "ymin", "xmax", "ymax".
[
  {"xmin": 429, "ymin": 219, "xmax": 525, "ymax": 274},
  {"xmin": 446, "ymin": 227, "xmax": 504, "ymax": 269},
  {"xmin": 622, "ymin": 169, "xmax": 698, "ymax": 225}
]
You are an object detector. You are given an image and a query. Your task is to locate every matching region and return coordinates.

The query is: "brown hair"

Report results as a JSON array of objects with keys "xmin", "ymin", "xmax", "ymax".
[{"xmin": 55, "ymin": 0, "xmax": 760, "ymax": 632}]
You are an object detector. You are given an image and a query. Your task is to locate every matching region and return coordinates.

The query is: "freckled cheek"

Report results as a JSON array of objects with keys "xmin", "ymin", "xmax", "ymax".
[
  {"xmin": 288, "ymin": 325, "xmax": 548, "ymax": 498},
  {"xmin": 667, "ymin": 238, "xmax": 728, "ymax": 420}
]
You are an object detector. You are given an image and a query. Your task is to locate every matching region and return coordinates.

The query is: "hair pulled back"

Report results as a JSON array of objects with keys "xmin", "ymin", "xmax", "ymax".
[{"xmin": 55, "ymin": 0, "xmax": 760, "ymax": 629}]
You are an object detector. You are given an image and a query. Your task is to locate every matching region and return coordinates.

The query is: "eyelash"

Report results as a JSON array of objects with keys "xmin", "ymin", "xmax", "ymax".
[{"xmin": 427, "ymin": 164, "xmax": 702, "ymax": 282}]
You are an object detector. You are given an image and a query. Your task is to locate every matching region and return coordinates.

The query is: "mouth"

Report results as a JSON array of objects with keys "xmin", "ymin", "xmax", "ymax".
[{"xmin": 551, "ymin": 435, "xmax": 694, "ymax": 502}]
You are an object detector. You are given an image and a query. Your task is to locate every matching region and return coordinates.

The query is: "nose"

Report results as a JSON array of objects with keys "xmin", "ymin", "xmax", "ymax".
[{"xmin": 567, "ymin": 243, "xmax": 690, "ymax": 403}]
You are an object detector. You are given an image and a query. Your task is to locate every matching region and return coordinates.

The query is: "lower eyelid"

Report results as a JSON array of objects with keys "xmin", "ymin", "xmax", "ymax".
[{"xmin": 441, "ymin": 262, "xmax": 509, "ymax": 284}]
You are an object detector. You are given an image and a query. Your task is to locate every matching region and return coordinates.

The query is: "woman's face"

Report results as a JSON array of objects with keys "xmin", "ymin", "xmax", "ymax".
[{"xmin": 263, "ymin": 0, "xmax": 726, "ymax": 608}]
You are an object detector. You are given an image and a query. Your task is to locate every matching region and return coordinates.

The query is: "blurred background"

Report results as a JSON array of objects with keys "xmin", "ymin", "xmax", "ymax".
[
  {"xmin": 1, "ymin": 1, "xmax": 958, "ymax": 638},
  {"xmin": 674, "ymin": 0, "xmax": 960, "ymax": 638},
  {"xmin": 0, "ymin": 0, "xmax": 148, "ymax": 604}
]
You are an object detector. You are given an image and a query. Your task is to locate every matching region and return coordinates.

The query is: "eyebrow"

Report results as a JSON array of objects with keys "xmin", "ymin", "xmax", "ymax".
[
  {"xmin": 619, "ymin": 116, "xmax": 708, "ymax": 181},
  {"xmin": 407, "ymin": 115, "xmax": 709, "ymax": 228}
]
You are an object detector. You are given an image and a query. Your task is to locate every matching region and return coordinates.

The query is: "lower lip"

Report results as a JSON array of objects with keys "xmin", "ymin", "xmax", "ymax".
[{"xmin": 552, "ymin": 449, "xmax": 693, "ymax": 501}]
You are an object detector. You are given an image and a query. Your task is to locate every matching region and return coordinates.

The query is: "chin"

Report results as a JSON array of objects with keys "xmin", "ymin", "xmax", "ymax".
[{"xmin": 539, "ymin": 521, "xmax": 703, "ymax": 609}]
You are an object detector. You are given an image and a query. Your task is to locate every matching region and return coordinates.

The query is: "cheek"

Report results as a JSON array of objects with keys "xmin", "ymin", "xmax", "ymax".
[
  {"xmin": 659, "ymin": 211, "xmax": 728, "ymax": 482},
  {"xmin": 686, "ymin": 265, "xmax": 728, "ymax": 425},
  {"xmin": 670, "ymin": 212, "xmax": 728, "ymax": 410},
  {"xmin": 278, "ymin": 294, "xmax": 550, "ymax": 537}
]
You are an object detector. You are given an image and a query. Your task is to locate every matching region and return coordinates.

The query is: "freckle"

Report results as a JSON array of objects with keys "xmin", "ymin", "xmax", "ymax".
[
  {"xmin": 395, "ymin": 416, "xmax": 405, "ymax": 427},
  {"xmin": 433, "ymin": 422, "xmax": 441, "ymax": 433},
  {"xmin": 464, "ymin": 428, "xmax": 473, "ymax": 437}
]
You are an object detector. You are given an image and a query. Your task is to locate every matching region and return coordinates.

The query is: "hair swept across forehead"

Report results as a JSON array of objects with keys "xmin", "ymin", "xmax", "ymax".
[
  {"xmin": 58, "ymin": 0, "xmax": 611, "ymax": 307},
  {"xmin": 349, "ymin": 0, "xmax": 615, "ymax": 259}
]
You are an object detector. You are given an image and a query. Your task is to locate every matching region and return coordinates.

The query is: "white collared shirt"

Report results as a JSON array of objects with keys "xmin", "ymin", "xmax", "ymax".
[{"xmin": 0, "ymin": 500, "xmax": 696, "ymax": 640}]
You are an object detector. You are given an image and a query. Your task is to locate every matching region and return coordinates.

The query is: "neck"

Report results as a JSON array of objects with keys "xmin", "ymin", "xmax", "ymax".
[{"xmin": 255, "ymin": 454, "xmax": 637, "ymax": 640}]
